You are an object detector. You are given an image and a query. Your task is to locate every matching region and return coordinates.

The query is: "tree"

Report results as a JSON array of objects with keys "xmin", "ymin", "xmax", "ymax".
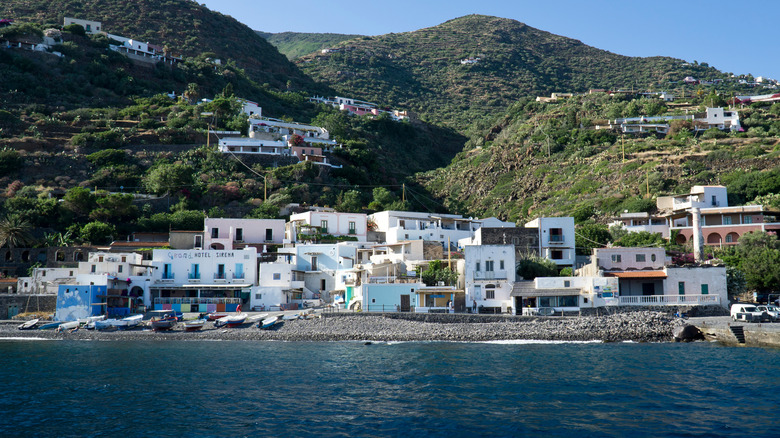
[
  {"xmin": 62, "ymin": 187, "xmax": 96, "ymax": 219},
  {"xmin": 80, "ymin": 221, "xmax": 116, "ymax": 245},
  {"xmin": 143, "ymin": 163, "xmax": 195, "ymax": 195},
  {"xmin": 247, "ymin": 203, "xmax": 279, "ymax": 219},
  {"xmin": 0, "ymin": 214, "xmax": 34, "ymax": 249},
  {"xmin": 576, "ymin": 222, "xmax": 611, "ymax": 255},
  {"xmin": 516, "ymin": 256, "xmax": 558, "ymax": 280},
  {"xmin": 336, "ymin": 190, "xmax": 363, "ymax": 212},
  {"xmin": 416, "ymin": 260, "xmax": 457, "ymax": 286},
  {"xmin": 613, "ymin": 231, "xmax": 664, "ymax": 247},
  {"xmin": 716, "ymin": 231, "xmax": 780, "ymax": 292}
]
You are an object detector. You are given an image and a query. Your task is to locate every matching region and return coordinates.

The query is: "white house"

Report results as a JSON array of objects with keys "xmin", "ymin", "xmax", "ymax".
[
  {"xmin": 204, "ymin": 218, "xmax": 286, "ymax": 251},
  {"xmin": 524, "ymin": 217, "xmax": 576, "ymax": 268},
  {"xmin": 63, "ymin": 17, "xmax": 102, "ymax": 34},
  {"xmin": 149, "ymin": 248, "xmax": 257, "ymax": 313},
  {"xmin": 464, "ymin": 244, "xmax": 516, "ymax": 313},
  {"xmin": 251, "ymin": 252, "xmax": 304, "ymax": 311},
  {"xmin": 369, "ymin": 211, "xmax": 483, "ymax": 248},
  {"xmin": 218, "ymin": 138, "xmax": 289, "ymax": 155},
  {"xmin": 276, "ymin": 242, "xmax": 359, "ymax": 306},
  {"xmin": 512, "ymin": 276, "xmax": 620, "ymax": 315},
  {"xmin": 287, "ymin": 211, "xmax": 368, "ymax": 243}
]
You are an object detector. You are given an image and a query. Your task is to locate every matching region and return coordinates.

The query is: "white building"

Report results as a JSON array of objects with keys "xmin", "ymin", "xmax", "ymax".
[
  {"xmin": 524, "ymin": 217, "xmax": 576, "ymax": 268},
  {"xmin": 512, "ymin": 276, "xmax": 620, "ymax": 315},
  {"xmin": 276, "ymin": 242, "xmax": 359, "ymax": 306},
  {"xmin": 464, "ymin": 245, "xmax": 516, "ymax": 313},
  {"xmin": 204, "ymin": 218, "xmax": 285, "ymax": 251},
  {"xmin": 149, "ymin": 248, "xmax": 257, "ymax": 313},
  {"xmin": 287, "ymin": 211, "xmax": 368, "ymax": 243},
  {"xmin": 63, "ymin": 17, "xmax": 102, "ymax": 34},
  {"xmin": 251, "ymin": 253, "xmax": 304, "ymax": 311},
  {"xmin": 218, "ymin": 138, "xmax": 289, "ymax": 155},
  {"xmin": 369, "ymin": 211, "xmax": 484, "ymax": 248}
]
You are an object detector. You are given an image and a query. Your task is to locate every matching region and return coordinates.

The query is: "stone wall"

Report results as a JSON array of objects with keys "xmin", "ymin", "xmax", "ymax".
[
  {"xmin": 0, "ymin": 294, "xmax": 56, "ymax": 319},
  {"xmin": 579, "ymin": 305, "xmax": 728, "ymax": 317}
]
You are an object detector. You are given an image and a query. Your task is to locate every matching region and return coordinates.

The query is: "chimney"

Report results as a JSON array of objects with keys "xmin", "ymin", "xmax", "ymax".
[{"xmin": 691, "ymin": 207, "xmax": 704, "ymax": 263}]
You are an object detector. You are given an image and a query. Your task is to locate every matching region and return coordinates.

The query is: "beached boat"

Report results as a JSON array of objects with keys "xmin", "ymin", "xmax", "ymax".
[
  {"xmin": 114, "ymin": 314, "xmax": 143, "ymax": 330},
  {"xmin": 150, "ymin": 315, "xmax": 178, "ymax": 331},
  {"xmin": 215, "ymin": 313, "xmax": 247, "ymax": 328},
  {"xmin": 79, "ymin": 315, "xmax": 105, "ymax": 327},
  {"xmin": 247, "ymin": 313, "xmax": 268, "ymax": 323},
  {"xmin": 17, "ymin": 319, "xmax": 39, "ymax": 330},
  {"xmin": 38, "ymin": 321, "xmax": 63, "ymax": 330},
  {"xmin": 94, "ymin": 319, "xmax": 119, "ymax": 330},
  {"xmin": 56, "ymin": 321, "xmax": 80, "ymax": 332},
  {"xmin": 282, "ymin": 313, "xmax": 300, "ymax": 321},
  {"xmin": 204, "ymin": 312, "xmax": 228, "ymax": 321},
  {"xmin": 259, "ymin": 316, "xmax": 280, "ymax": 330},
  {"xmin": 183, "ymin": 319, "xmax": 206, "ymax": 332}
]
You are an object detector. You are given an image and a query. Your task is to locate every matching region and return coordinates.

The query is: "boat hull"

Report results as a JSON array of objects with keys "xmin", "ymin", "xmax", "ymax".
[{"xmin": 183, "ymin": 319, "xmax": 206, "ymax": 332}]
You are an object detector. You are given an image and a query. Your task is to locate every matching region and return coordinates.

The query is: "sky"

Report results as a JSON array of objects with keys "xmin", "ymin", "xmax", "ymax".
[{"xmin": 200, "ymin": 0, "xmax": 778, "ymax": 80}]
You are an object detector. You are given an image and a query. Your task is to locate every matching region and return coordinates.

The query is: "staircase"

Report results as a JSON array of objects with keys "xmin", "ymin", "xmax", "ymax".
[{"xmin": 729, "ymin": 325, "xmax": 746, "ymax": 344}]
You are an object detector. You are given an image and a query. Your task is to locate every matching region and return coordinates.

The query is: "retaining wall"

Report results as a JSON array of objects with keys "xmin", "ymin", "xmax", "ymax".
[{"xmin": 0, "ymin": 294, "xmax": 56, "ymax": 319}]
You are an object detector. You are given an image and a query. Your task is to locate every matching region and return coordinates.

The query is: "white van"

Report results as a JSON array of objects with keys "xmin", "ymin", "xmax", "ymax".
[{"xmin": 731, "ymin": 304, "xmax": 771, "ymax": 322}]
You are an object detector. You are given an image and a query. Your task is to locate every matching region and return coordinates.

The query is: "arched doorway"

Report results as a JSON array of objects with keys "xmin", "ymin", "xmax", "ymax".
[
  {"xmin": 707, "ymin": 233, "xmax": 722, "ymax": 245},
  {"xmin": 725, "ymin": 232, "xmax": 740, "ymax": 244}
]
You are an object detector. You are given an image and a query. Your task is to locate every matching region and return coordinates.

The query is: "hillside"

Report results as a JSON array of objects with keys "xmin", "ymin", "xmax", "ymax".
[
  {"xmin": 1, "ymin": 0, "xmax": 315, "ymax": 90},
  {"xmin": 258, "ymin": 31, "xmax": 362, "ymax": 60},
  {"xmin": 298, "ymin": 14, "xmax": 726, "ymax": 128},
  {"xmin": 419, "ymin": 92, "xmax": 780, "ymax": 223}
]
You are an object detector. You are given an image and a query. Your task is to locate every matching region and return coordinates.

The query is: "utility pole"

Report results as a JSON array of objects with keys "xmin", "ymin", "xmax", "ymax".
[{"xmin": 402, "ymin": 183, "xmax": 405, "ymax": 203}]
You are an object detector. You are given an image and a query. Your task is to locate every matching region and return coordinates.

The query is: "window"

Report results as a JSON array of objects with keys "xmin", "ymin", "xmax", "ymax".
[
  {"xmin": 500, "ymin": 260, "xmax": 505, "ymax": 270},
  {"xmin": 651, "ymin": 254, "xmax": 656, "ymax": 262},
  {"xmin": 236, "ymin": 228, "xmax": 243, "ymax": 241},
  {"xmin": 723, "ymin": 216, "xmax": 732, "ymax": 225},
  {"xmin": 712, "ymin": 195, "xmax": 717, "ymax": 206},
  {"xmin": 194, "ymin": 235, "xmax": 203, "ymax": 248},
  {"xmin": 611, "ymin": 254, "xmax": 622, "ymax": 263},
  {"xmin": 91, "ymin": 265, "xmax": 96, "ymax": 273},
  {"xmin": 744, "ymin": 215, "xmax": 753, "ymax": 224},
  {"xmin": 121, "ymin": 256, "xmax": 126, "ymax": 262},
  {"xmin": 636, "ymin": 254, "xmax": 646, "ymax": 262},
  {"xmin": 163, "ymin": 263, "xmax": 173, "ymax": 279},
  {"xmin": 550, "ymin": 228, "xmax": 563, "ymax": 242},
  {"xmin": 475, "ymin": 262, "xmax": 480, "ymax": 271},
  {"xmin": 311, "ymin": 256, "xmax": 318, "ymax": 271},
  {"xmin": 726, "ymin": 234, "xmax": 733, "ymax": 243},
  {"xmin": 99, "ymin": 256, "xmax": 104, "ymax": 262},
  {"xmin": 273, "ymin": 273, "xmax": 281, "ymax": 280},
  {"xmin": 485, "ymin": 260, "xmax": 494, "ymax": 272},
  {"xmin": 551, "ymin": 250, "xmax": 563, "ymax": 260},
  {"xmin": 190, "ymin": 264, "xmax": 200, "ymax": 279},
  {"xmin": 216, "ymin": 264, "xmax": 225, "ymax": 279},
  {"xmin": 255, "ymin": 293, "xmax": 262, "ymax": 300},
  {"xmin": 321, "ymin": 220, "xmax": 328, "ymax": 234},
  {"xmin": 235, "ymin": 263, "xmax": 244, "ymax": 279},
  {"xmin": 348, "ymin": 221, "xmax": 356, "ymax": 235},
  {"xmin": 678, "ymin": 281, "xmax": 685, "ymax": 295},
  {"xmin": 266, "ymin": 228, "xmax": 273, "ymax": 241},
  {"xmin": 486, "ymin": 289, "xmax": 495, "ymax": 299},
  {"xmin": 564, "ymin": 280, "xmax": 571, "ymax": 288},
  {"xmin": 118, "ymin": 265, "xmax": 123, "ymax": 273},
  {"xmin": 701, "ymin": 284, "xmax": 709, "ymax": 295},
  {"xmin": 211, "ymin": 228, "xmax": 219, "ymax": 238}
]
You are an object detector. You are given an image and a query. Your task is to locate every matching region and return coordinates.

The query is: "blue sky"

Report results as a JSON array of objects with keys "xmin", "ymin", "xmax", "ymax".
[{"xmin": 201, "ymin": 0, "xmax": 777, "ymax": 80}]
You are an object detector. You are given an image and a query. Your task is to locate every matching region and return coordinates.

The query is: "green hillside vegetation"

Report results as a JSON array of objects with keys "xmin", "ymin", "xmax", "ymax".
[
  {"xmin": 420, "ymin": 92, "xmax": 780, "ymax": 224},
  {"xmin": 258, "ymin": 31, "xmax": 362, "ymax": 60},
  {"xmin": 1, "ymin": 0, "xmax": 314, "ymax": 90},
  {"xmin": 297, "ymin": 15, "xmax": 730, "ymax": 128}
]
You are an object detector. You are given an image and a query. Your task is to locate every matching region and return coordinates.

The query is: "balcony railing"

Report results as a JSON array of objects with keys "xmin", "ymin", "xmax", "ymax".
[
  {"xmin": 473, "ymin": 270, "xmax": 507, "ymax": 280},
  {"xmin": 549, "ymin": 235, "xmax": 565, "ymax": 243},
  {"xmin": 188, "ymin": 273, "xmax": 201, "ymax": 280},
  {"xmin": 615, "ymin": 294, "xmax": 720, "ymax": 306},
  {"xmin": 214, "ymin": 273, "xmax": 226, "ymax": 280},
  {"xmin": 233, "ymin": 273, "xmax": 245, "ymax": 280}
]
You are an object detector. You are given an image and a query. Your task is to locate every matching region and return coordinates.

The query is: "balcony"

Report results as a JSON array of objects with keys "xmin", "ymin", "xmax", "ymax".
[
  {"xmin": 233, "ymin": 273, "xmax": 245, "ymax": 280},
  {"xmin": 473, "ymin": 270, "xmax": 507, "ymax": 281},
  {"xmin": 615, "ymin": 294, "xmax": 720, "ymax": 306},
  {"xmin": 549, "ymin": 235, "xmax": 565, "ymax": 244},
  {"xmin": 214, "ymin": 273, "xmax": 227, "ymax": 283},
  {"xmin": 188, "ymin": 273, "xmax": 201, "ymax": 283}
]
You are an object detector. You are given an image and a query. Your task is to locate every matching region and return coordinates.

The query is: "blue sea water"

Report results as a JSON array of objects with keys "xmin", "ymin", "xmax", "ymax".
[{"xmin": 1, "ymin": 339, "xmax": 778, "ymax": 438}]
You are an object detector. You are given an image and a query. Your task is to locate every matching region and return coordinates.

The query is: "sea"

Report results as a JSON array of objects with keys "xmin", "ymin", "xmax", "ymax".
[{"xmin": 1, "ymin": 339, "xmax": 778, "ymax": 438}]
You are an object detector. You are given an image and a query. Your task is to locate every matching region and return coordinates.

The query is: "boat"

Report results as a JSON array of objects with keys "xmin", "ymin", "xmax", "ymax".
[
  {"xmin": 94, "ymin": 319, "xmax": 120, "ymax": 331},
  {"xmin": 247, "ymin": 313, "xmax": 269, "ymax": 323},
  {"xmin": 204, "ymin": 312, "xmax": 228, "ymax": 321},
  {"xmin": 183, "ymin": 319, "xmax": 207, "ymax": 332},
  {"xmin": 114, "ymin": 314, "xmax": 143, "ymax": 330},
  {"xmin": 150, "ymin": 315, "xmax": 178, "ymax": 331},
  {"xmin": 56, "ymin": 321, "xmax": 80, "ymax": 332},
  {"xmin": 38, "ymin": 321, "xmax": 64, "ymax": 330},
  {"xmin": 17, "ymin": 319, "xmax": 39, "ymax": 330},
  {"xmin": 215, "ymin": 313, "xmax": 247, "ymax": 328},
  {"xmin": 258, "ymin": 316, "xmax": 280, "ymax": 330},
  {"xmin": 282, "ymin": 313, "xmax": 300, "ymax": 321},
  {"xmin": 79, "ymin": 315, "xmax": 105, "ymax": 327}
]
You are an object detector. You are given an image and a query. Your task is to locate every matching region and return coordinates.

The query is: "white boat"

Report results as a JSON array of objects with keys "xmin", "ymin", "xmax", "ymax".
[
  {"xmin": 56, "ymin": 321, "xmax": 80, "ymax": 332},
  {"xmin": 17, "ymin": 319, "xmax": 39, "ymax": 330},
  {"xmin": 282, "ymin": 313, "xmax": 300, "ymax": 321},
  {"xmin": 114, "ymin": 314, "xmax": 143, "ymax": 330},
  {"xmin": 247, "ymin": 313, "xmax": 269, "ymax": 323},
  {"xmin": 259, "ymin": 316, "xmax": 280, "ymax": 329},
  {"xmin": 79, "ymin": 315, "xmax": 105, "ymax": 326},
  {"xmin": 183, "ymin": 319, "xmax": 207, "ymax": 332},
  {"xmin": 94, "ymin": 319, "xmax": 120, "ymax": 330},
  {"xmin": 215, "ymin": 313, "xmax": 247, "ymax": 328}
]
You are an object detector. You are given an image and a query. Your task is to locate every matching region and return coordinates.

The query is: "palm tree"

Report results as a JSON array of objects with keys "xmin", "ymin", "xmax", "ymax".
[{"xmin": 0, "ymin": 214, "xmax": 34, "ymax": 250}]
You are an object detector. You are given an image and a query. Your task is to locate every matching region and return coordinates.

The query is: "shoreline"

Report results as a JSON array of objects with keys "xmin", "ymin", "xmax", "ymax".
[{"xmin": 1, "ymin": 311, "xmax": 685, "ymax": 343}]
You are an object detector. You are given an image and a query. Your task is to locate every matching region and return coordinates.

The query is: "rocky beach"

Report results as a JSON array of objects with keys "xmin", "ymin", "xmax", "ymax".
[{"xmin": 2, "ymin": 311, "xmax": 685, "ymax": 343}]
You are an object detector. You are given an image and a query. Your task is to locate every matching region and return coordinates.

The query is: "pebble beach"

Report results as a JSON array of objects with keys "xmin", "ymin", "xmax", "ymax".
[{"xmin": 2, "ymin": 311, "xmax": 685, "ymax": 343}]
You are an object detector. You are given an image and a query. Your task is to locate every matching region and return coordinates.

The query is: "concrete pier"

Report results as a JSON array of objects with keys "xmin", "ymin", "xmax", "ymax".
[{"xmin": 691, "ymin": 316, "xmax": 780, "ymax": 348}]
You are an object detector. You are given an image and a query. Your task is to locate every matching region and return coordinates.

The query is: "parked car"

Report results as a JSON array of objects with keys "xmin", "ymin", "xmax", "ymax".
[
  {"xmin": 755, "ymin": 305, "xmax": 780, "ymax": 321},
  {"xmin": 731, "ymin": 304, "xmax": 771, "ymax": 322}
]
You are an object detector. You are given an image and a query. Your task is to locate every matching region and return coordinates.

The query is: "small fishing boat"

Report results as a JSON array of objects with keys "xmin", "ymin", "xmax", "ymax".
[
  {"xmin": 38, "ymin": 321, "xmax": 64, "ymax": 330},
  {"xmin": 94, "ymin": 319, "xmax": 119, "ymax": 331},
  {"xmin": 215, "ymin": 313, "xmax": 247, "ymax": 328},
  {"xmin": 282, "ymin": 313, "xmax": 300, "ymax": 321},
  {"xmin": 204, "ymin": 312, "xmax": 228, "ymax": 321},
  {"xmin": 259, "ymin": 316, "xmax": 280, "ymax": 330},
  {"xmin": 115, "ymin": 314, "xmax": 143, "ymax": 330},
  {"xmin": 150, "ymin": 315, "xmax": 178, "ymax": 331},
  {"xmin": 79, "ymin": 315, "xmax": 105, "ymax": 328},
  {"xmin": 17, "ymin": 319, "xmax": 39, "ymax": 330},
  {"xmin": 247, "ymin": 313, "xmax": 269, "ymax": 323},
  {"xmin": 183, "ymin": 319, "xmax": 206, "ymax": 332},
  {"xmin": 56, "ymin": 321, "xmax": 80, "ymax": 332}
]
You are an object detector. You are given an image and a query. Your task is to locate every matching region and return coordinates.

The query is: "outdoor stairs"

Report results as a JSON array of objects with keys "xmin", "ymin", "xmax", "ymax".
[{"xmin": 729, "ymin": 325, "xmax": 746, "ymax": 344}]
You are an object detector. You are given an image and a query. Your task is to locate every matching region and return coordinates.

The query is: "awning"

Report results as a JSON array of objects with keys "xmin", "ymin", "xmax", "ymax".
[
  {"xmin": 153, "ymin": 283, "xmax": 253, "ymax": 289},
  {"xmin": 605, "ymin": 271, "xmax": 667, "ymax": 279}
]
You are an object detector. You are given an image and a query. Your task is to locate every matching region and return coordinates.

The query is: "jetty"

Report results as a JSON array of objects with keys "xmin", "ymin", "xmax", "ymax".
[{"xmin": 691, "ymin": 316, "xmax": 780, "ymax": 348}]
